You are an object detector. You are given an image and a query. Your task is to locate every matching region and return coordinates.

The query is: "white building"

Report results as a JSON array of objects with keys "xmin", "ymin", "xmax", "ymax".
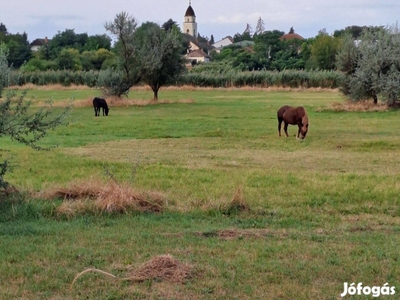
[{"xmin": 212, "ymin": 36, "xmax": 234, "ymax": 49}]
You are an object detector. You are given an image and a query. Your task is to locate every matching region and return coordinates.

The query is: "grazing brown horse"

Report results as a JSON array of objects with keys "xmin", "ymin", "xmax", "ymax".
[{"xmin": 277, "ymin": 105, "xmax": 309, "ymax": 139}]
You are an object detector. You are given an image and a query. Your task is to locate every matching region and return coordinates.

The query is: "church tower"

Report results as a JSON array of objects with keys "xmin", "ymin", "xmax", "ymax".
[{"xmin": 183, "ymin": 0, "xmax": 197, "ymax": 37}]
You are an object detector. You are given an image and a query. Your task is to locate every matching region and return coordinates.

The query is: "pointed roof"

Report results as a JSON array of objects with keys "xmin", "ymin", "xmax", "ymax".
[{"xmin": 185, "ymin": 1, "xmax": 196, "ymax": 17}]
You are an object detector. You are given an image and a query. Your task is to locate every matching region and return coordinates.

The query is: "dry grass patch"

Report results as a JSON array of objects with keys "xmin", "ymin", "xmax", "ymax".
[
  {"xmin": 158, "ymin": 85, "xmax": 339, "ymax": 92},
  {"xmin": 71, "ymin": 254, "xmax": 193, "ymax": 288},
  {"xmin": 217, "ymin": 185, "xmax": 249, "ymax": 214},
  {"xmin": 39, "ymin": 178, "xmax": 165, "ymax": 215},
  {"xmin": 57, "ymin": 96, "xmax": 196, "ymax": 108},
  {"xmin": 9, "ymin": 84, "xmax": 96, "ymax": 90},
  {"xmin": 127, "ymin": 254, "xmax": 193, "ymax": 283},
  {"xmin": 40, "ymin": 96, "xmax": 195, "ymax": 108},
  {"xmin": 318, "ymin": 100, "xmax": 389, "ymax": 112}
]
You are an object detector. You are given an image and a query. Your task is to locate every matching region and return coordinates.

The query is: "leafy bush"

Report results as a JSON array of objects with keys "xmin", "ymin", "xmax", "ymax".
[{"xmin": 97, "ymin": 68, "xmax": 130, "ymax": 97}]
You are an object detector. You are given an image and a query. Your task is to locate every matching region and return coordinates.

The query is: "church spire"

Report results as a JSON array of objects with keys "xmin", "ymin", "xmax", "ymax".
[{"xmin": 184, "ymin": 1, "xmax": 197, "ymax": 36}]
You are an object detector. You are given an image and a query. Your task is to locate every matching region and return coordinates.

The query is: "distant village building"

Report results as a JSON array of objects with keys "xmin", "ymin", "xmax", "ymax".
[
  {"xmin": 182, "ymin": 1, "xmax": 214, "ymax": 66},
  {"xmin": 30, "ymin": 37, "xmax": 50, "ymax": 52},
  {"xmin": 212, "ymin": 36, "xmax": 234, "ymax": 50}
]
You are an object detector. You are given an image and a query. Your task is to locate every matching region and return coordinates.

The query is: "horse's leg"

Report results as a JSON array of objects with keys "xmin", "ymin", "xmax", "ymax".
[
  {"xmin": 284, "ymin": 122, "xmax": 289, "ymax": 137},
  {"xmin": 296, "ymin": 126, "xmax": 300, "ymax": 139},
  {"xmin": 278, "ymin": 118, "xmax": 283, "ymax": 136},
  {"xmin": 94, "ymin": 106, "xmax": 98, "ymax": 116}
]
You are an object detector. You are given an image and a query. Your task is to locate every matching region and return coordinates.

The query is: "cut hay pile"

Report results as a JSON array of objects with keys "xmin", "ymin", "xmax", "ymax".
[
  {"xmin": 40, "ymin": 179, "xmax": 165, "ymax": 215},
  {"xmin": 128, "ymin": 254, "xmax": 192, "ymax": 283},
  {"xmin": 71, "ymin": 254, "xmax": 193, "ymax": 288}
]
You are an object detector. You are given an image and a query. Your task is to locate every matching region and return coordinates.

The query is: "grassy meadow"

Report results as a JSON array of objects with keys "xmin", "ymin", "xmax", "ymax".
[{"xmin": 1, "ymin": 86, "xmax": 400, "ymax": 299}]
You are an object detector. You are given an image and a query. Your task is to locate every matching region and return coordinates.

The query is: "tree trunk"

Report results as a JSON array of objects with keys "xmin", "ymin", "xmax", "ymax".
[
  {"xmin": 372, "ymin": 93, "xmax": 378, "ymax": 104},
  {"xmin": 151, "ymin": 85, "xmax": 159, "ymax": 101}
]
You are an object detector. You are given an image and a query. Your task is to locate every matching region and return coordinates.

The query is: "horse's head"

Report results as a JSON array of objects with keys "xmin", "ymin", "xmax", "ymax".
[
  {"xmin": 105, "ymin": 107, "xmax": 109, "ymax": 116},
  {"xmin": 299, "ymin": 115, "xmax": 308, "ymax": 139}
]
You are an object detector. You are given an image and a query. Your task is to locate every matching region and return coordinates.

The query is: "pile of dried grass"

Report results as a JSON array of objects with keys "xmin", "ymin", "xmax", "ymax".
[
  {"xmin": 71, "ymin": 254, "xmax": 193, "ymax": 288},
  {"xmin": 40, "ymin": 178, "xmax": 165, "ymax": 215},
  {"xmin": 128, "ymin": 254, "xmax": 192, "ymax": 283},
  {"xmin": 318, "ymin": 100, "xmax": 389, "ymax": 112}
]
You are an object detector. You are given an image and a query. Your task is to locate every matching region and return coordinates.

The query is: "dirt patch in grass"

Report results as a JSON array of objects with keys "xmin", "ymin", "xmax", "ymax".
[{"xmin": 195, "ymin": 228, "xmax": 272, "ymax": 240}]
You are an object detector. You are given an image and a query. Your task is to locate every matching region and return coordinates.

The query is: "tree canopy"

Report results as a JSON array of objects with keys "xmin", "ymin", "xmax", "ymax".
[
  {"xmin": 134, "ymin": 22, "xmax": 185, "ymax": 99},
  {"xmin": 336, "ymin": 24, "xmax": 400, "ymax": 105},
  {"xmin": 101, "ymin": 12, "xmax": 185, "ymax": 99}
]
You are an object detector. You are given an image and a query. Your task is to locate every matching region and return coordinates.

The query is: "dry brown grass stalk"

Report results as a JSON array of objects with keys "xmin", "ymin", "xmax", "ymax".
[
  {"xmin": 218, "ymin": 185, "xmax": 249, "ymax": 214},
  {"xmin": 70, "ymin": 254, "xmax": 193, "ymax": 289}
]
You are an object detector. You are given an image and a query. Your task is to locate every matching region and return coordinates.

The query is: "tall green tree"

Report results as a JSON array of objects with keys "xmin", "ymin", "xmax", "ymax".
[
  {"xmin": 83, "ymin": 34, "xmax": 112, "ymax": 51},
  {"xmin": 335, "ymin": 33, "xmax": 360, "ymax": 96},
  {"xmin": 103, "ymin": 11, "xmax": 141, "ymax": 97},
  {"xmin": 56, "ymin": 48, "xmax": 81, "ymax": 70},
  {"xmin": 134, "ymin": 22, "xmax": 185, "ymax": 100},
  {"xmin": 308, "ymin": 30, "xmax": 340, "ymax": 70},
  {"xmin": 253, "ymin": 30, "xmax": 284, "ymax": 70},
  {"xmin": 0, "ymin": 23, "xmax": 7, "ymax": 35},
  {"xmin": 0, "ymin": 32, "xmax": 32, "ymax": 68},
  {"xmin": 0, "ymin": 44, "xmax": 10, "ymax": 97},
  {"xmin": 336, "ymin": 25, "xmax": 400, "ymax": 105},
  {"xmin": 162, "ymin": 19, "xmax": 178, "ymax": 32},
  {"xmin": 49, "ymin": 29, "xmax": 88, "ymax": 58}
]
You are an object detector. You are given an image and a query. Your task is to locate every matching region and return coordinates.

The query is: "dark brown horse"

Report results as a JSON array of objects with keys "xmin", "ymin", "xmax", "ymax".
[
  {"xmin": 93, "ymin": 97, "xmax": 109, "ymax": 116},
  {"xmin": 277, "ymin": 105, "xmax": 309, "ymax": 139}
]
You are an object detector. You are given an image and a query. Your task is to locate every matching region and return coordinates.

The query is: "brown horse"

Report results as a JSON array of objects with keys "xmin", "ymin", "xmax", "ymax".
[{"xmin": 277, "ymin": 105, "xmax": 309, "ymax": 139}]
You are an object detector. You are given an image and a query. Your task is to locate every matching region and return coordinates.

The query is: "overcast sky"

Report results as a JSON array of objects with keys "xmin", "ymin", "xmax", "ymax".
[{"xmin": 1, "ymin": 0, "xmax": 399, "ymax": 42}]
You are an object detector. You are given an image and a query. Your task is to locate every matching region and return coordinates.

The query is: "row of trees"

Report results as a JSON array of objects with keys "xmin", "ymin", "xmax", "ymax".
[
  {"xmin": 0, "ymin": 23, "xmax": 113, "ymax": 71},
  {"xmin": 1, "ymin": 16, "xmax": 400, "ymax": 104},
  {"xmin": 0, "ymin": 19, "xmax": 383, "ymax": 74},
  {"xmin": 214, "ymin": 27, "xmax": 359, "ymax": 72}
]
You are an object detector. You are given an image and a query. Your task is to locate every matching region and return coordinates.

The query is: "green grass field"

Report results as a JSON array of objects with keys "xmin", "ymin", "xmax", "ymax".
[{"xmin": 1, "ymin": 86, "xmax": 399, "ymax": 299}]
